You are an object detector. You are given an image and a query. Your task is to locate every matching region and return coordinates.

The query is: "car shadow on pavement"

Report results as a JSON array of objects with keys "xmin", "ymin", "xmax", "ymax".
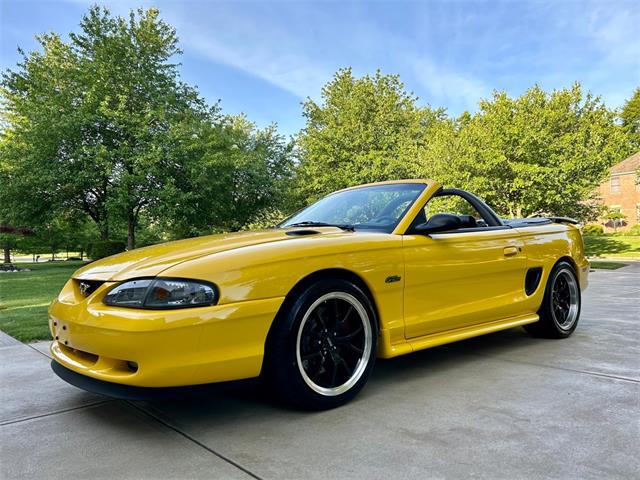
[
  {"xmin": 109, "ymin": 327, "xmax": 541, "ymax": 422},
  {"xmin": 367, "ymin": 327, "xmax": 537, "ymax": 388}
]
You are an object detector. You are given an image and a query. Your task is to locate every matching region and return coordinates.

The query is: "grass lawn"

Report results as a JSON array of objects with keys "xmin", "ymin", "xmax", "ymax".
[
  {"xmin": 584, "ymin": 235, "xmax": 640, "ymax": 259},
  {"xmin": 0, "ymin": 261, "xmax": 84, "ymax": 342},
  {"xmin": 589, "ymin": 261, "xmax": 629, "ymax": 270}
]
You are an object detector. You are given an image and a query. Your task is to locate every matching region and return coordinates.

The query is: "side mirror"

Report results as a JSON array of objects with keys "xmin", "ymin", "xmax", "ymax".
[{"xmin": 413, "ymin": 213, "xmax": 462, "ymax": 234}]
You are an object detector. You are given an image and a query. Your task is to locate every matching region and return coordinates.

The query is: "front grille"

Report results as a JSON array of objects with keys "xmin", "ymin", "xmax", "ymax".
[
  {"xmin": 75, "ymin": 279, "xmax": 104, "ymax": 297},
  {"xmin": 58, "ymin": 343, "xmax": 137, "ymax": 376},
  {"xmin": 59, "ymin": 343, "xmax": 98, "ymax": 365}
]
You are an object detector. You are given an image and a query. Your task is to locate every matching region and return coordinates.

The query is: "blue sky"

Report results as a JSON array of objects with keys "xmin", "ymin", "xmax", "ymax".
[{"xmin": 1, "ymin": 0, "xmax": 639, "ymax": 136}]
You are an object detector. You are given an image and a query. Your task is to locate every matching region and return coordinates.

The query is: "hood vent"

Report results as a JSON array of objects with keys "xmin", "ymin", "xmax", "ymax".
[{"xmin": 286, "ymin": 229, "xmax": 321, "ymax": 236}]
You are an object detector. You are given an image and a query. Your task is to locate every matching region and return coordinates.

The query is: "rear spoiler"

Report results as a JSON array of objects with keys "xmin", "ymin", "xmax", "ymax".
[
  {"xmin": 503, "ymin": 216, "xmax": 581, "ymax": 228},
  {"xmin": 547, "ymin": 216, "xmax": 580, "ymax": 225}
]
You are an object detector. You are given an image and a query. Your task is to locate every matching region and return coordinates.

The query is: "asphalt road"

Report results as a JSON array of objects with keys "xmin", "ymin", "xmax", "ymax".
[{"xmin": 1, "ymin": 265, "xmax": 639, "ymax": 479}]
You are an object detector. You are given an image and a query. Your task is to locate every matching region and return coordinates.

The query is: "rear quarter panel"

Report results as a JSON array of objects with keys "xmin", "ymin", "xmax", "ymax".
[{"xmin": 516, "ymin": 224, "xmax": 589, "ymax": 312}]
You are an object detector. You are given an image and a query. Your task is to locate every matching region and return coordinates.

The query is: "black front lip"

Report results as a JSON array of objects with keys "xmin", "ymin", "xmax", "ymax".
[{"xmin": 51, "ymin": 360, "xmax": 258, "ymax": 401}]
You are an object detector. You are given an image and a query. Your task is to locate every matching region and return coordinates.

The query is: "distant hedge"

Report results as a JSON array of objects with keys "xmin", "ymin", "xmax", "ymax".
[
  {"xmin": 582, "ymin": 224, "xmax": 604, "ymax": 236},
  {"xmin": 87, "ymin": 240, "xmax": 126, "ymax": 260}
]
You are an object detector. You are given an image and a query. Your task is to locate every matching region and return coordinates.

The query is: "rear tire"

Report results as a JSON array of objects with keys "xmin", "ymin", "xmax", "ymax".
[
  {"xmin": 263, "ymin": 278, "xmax": 378, "ymax": 410},
  {"xmin": 524, "ymin": 261, "xmax": 581, "ymax": 339}
]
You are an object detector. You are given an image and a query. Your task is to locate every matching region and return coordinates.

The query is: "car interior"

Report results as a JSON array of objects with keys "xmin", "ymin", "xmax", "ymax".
[{"xmin": 414, "ymin": 192, "xmax": 489, "ymax": 230}]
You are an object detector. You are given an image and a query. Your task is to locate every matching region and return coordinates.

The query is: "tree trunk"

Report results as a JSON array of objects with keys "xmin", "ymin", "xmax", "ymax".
[
  {"xmin": 127, "ymin": 213, "xmax": 136, "ymax": 250},
  {"xmin": 79, "ymin": 248, "xmax": 84, "ymax": 260},
  {"xmin": 100, "ymin": 224, "xmax": 109, "ymax": 241},
  {"xmin": 3, "ymin": 246, "xmax": 10, "ymax": 264}
]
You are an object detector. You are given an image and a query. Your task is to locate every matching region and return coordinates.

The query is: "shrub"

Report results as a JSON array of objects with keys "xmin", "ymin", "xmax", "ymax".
[
  {"xmin": 87, "ymin": 240, "xmax": 126, "ymax": 260},
  {"xmin": 582, "ymin": 224, "xmax": 604, "ymax": 236},
  {"xmin": 628, "ymin": 224, "xmax": 640, "ymax": 236}
]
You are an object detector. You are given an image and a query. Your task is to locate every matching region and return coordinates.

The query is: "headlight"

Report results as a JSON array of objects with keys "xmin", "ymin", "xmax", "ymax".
[{"xmin": 103, "ymin": 278, "xmax": 218, "ymax": 309}]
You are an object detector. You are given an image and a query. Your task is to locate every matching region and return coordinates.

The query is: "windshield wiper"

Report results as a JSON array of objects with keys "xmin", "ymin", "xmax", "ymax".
[{"xmin": 285, "ymin": 221, "xmax": 355, "ymax": 232}]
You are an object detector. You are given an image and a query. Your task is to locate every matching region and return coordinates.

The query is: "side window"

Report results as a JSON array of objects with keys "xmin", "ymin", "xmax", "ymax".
[{"xmin": 419, "ymin": 194, "xmax": 488, "ymax": 228}]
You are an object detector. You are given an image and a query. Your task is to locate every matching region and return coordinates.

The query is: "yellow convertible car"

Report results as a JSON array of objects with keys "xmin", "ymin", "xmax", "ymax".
[{"xmin": 50, "ymin": 180, "xmax": 589, "ymax": 409}]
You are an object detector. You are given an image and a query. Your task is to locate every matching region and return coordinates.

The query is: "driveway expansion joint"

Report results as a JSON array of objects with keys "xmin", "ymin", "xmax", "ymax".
[
  {"xmin": 125, "ymin": 401, "xmax": 263, "ymax": 480},
  {"xmin": 26, "ymin": 341, "xmax": 52, "ymax": 359},
  {"xmin": 464, "ymin": 350, "xmax": 640, "ymax": 384},
  {"xmin": 0, "ymin": 400, "xmax": 113, "ymax": 427}
]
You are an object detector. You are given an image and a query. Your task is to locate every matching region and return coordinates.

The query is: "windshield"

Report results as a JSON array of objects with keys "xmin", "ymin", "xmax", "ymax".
[{"xmin": 280, "ymin": 183, "xmax": 426, "ymax": 233}]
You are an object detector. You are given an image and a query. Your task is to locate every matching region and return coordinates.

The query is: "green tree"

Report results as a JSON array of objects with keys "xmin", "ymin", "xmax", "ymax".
[
  {"xmin": 621, "ymin": 87, "xmax": 640, "ymax": 151},
  {"xmin": 163, "ymin": 115, "xmax": 294, "ymax": 236},
  {"xmin": 30, "ymin": 221, "xmax": 66, "ymax": 261},
  {"xmin": 10, "ymin": 216, "xmax": 82, "ymax": 262},
  {"xmin": 296, "ymin": 68, "xmax": 447, "ymax": 203},
  {"xmin": 58, "ymin": 214, "xmax": 99, "ymax": 260},
  {"xmin": 437, "ymin": 84, "xmax": 628, "ymax": 219},
  {"xmin": 1, "ymin": 6, "xmax": 211, "ymax": 249},
  {"xmin": 12, "ymin": 234, "xmax": 45, "ymax": 263},
  {"xmin": 0, "ymin": 225, "xmax": 34, "ymax": 264}
]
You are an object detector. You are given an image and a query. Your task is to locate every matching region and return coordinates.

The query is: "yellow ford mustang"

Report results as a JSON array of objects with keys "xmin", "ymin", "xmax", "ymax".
[{"xmin": 50, "ymin": 180, "xmax": 589, "ymax": 409}]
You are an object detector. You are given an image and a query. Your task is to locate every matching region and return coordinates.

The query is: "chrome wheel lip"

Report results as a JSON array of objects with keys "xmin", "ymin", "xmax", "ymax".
[
  {"xmin": 295, "ymin": 292, "xmax": 372, "ymax": 397},
  {"xmin": 551, "ymin": 268, "xmax": 580, "ymax": 331}
]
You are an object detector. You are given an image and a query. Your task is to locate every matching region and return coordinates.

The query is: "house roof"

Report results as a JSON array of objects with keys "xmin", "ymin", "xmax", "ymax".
[{"xmin": 611, "ymin": 151, "xmax": 640, "ymax": 175}]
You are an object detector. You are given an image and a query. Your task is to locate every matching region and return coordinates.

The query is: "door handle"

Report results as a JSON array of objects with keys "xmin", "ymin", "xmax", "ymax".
[{"xmin": 503, "ymin": 246, "xmax": 519, "ymax": 257}]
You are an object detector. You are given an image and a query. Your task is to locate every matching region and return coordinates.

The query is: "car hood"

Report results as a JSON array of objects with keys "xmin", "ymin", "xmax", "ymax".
[{"xmin": 74, "ymin": 228, "xmax": 347, "ymax": 281}]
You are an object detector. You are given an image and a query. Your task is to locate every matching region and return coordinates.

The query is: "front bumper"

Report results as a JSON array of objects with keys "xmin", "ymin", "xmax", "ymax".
[
  {"xmin": 49, "ymin": 279, "xmax": 284, "ymax": 388},
  {"xmin": 51, "ymin": 360, "xmax": 257, "ymax": 400}
]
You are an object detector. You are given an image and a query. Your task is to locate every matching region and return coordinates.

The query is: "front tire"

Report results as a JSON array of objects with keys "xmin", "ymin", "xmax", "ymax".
[
  {"xmin": 525, "ymin": 261, "xmax": 581, "ymax": 338},
  {"xmin": 264, "ymin": 278, "xmax": 377, "ymax": 410}
]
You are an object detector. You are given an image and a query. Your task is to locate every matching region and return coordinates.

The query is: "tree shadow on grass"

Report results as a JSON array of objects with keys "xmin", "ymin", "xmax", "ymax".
[{"xmin": 584, "ymin": 236, "xmax": 635, "ymax": 256}]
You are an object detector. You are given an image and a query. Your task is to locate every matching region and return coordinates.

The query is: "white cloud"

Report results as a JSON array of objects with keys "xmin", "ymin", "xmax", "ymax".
[
  {"xmin": 585, "ymin": 3, "xmax": 640, "ymax": 68},
  {"xmin": 564, "ymin": 2, "xmax": 640, "ymax": 108},
  {"xmin": 67, "ymin": 0, "xmax": 617, "ymax": 115},
  {"xmin": 163, "ymin": 2, "xmax": 340, "ymax": 99},
  {"xmin": 166, "ymin": 1, "xmax": 489, "ymax": 113},
  {"xmin": 180, "ymin": 28, "xmax": 331, "ymax": 99},
  {"xmin": 405, "ymin": 55, "xmax": 489, "ymax": 111}
]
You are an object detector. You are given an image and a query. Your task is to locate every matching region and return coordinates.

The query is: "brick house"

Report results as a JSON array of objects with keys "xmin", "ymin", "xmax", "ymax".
[{"xmin": 596, "ymin": 151, "xmax": 640, "ymax": 232}]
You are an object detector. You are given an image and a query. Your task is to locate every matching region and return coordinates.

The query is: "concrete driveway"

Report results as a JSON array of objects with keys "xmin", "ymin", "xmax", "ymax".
[{"xmin": 2, "ymin": 266, "xmax": 639, "ymax": 479}]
